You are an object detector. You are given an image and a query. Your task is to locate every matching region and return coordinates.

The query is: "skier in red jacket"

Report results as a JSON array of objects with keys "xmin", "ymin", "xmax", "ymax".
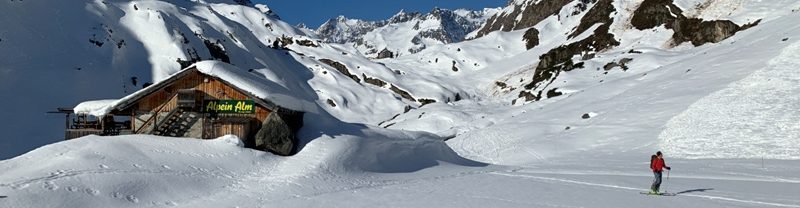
[{"xmin": 650, "ymin": 151, "xmax": 671, "ymax": 194}]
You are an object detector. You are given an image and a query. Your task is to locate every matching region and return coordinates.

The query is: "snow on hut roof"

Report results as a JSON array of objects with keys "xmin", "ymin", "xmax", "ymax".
[
  {"xmin": 74, "ymin": 61, "xmax": 311, "ymax": 117},
  {"xmin": 73, "ymin": 99, "xmax": 119, "ymax": 117}
]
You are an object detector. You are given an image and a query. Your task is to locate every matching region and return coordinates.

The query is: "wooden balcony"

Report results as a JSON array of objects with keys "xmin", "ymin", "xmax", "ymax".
[{"xmin": 65, "ymin": 129, "xmax": 133, "ymax": 140}]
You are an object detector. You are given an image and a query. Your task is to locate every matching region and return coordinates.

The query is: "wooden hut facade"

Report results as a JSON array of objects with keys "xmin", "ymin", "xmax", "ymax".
[{"xmin": 55, "ymin": 62, "xmax": 304, "ymax": 155}]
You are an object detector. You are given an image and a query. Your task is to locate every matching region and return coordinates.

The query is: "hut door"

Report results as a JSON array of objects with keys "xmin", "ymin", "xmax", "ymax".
[{"xmin": 206, "ymin": 120, "xmax": 250, "ymax": 140}]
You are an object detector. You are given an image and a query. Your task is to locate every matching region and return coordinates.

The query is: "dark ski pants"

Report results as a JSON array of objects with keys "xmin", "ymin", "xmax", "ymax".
[{"xmin": 651, "ymin": 171, "xmax": 663, "ymax": 192}]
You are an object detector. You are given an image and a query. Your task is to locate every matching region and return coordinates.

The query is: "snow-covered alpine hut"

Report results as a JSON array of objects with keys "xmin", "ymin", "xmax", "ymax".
[{"xmin": 55, "ymin": 61, "xmax": 304, "ymax": 155}]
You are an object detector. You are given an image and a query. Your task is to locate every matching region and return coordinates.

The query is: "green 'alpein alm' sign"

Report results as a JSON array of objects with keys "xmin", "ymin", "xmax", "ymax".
[{"xmin": 204, "ymin": 100, "xmax": 255, "ymax": 114}]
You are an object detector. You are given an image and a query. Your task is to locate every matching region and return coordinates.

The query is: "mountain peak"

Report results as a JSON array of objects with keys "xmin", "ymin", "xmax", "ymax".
[
  {"xmin": 389, "ymin": 9, "xmax": 421, "ymax": 23},
  {"xmin": 395, "ymin": 9, "xmax": 407, "ymax": 16},
  {"xmin": 254, "ymin": 4, "xmax": 280, "ymax": 19},
  {"xmin": 296, "ymin": 23, "xmax": 309, "ymax": 29},
  {"xmin": 336, "ymin": 15, "xmax": 349, "ymax": 22},
  {"xmin": 316, "ymin": 7, "xmax": 496, "ymax": 58}
]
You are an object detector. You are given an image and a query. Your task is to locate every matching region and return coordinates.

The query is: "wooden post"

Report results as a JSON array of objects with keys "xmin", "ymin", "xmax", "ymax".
[
  {"xmin": 153, "ymin": 111, "xmax": 157, "ymax": 133},
  {"xmin": 131, "ymin": 111, "xmax": 136, "ymax": 132},
  {"xmin": 100, "ymin": 116, "xmax": 105, "ymax": 132},
  {"xmin": 64, "ymin": 113, "xmax": 70, "ymax": 129}
]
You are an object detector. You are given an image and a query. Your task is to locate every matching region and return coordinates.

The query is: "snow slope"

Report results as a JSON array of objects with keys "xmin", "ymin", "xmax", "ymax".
[
  {"xmin": 660, "ymin": 38, "xmax": 800, "ymax": 160},
  {"xmin": 2, "ymin": 130, "xmax": 799, "ymax": 207}
]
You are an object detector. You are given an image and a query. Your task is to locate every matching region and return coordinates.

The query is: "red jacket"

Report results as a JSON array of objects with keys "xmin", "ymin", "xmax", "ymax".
[{"xmin": 651, "ymin": 158, "xmax": 668, "ymax": 172}]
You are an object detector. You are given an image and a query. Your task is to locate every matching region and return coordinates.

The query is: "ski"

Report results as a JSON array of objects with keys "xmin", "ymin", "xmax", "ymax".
[{"xmin": 640, "ymin": 192, "xmax": 676, "ymax": 196}]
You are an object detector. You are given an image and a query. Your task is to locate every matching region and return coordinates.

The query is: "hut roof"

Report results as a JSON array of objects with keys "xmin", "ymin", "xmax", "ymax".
[{"xmin": 74, "ymin": 61, "xmax": 307, "ymax": 116}]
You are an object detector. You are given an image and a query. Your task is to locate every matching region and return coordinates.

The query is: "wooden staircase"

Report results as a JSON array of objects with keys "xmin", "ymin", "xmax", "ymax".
[{"xmin": 150, "ymin": 108, "xmax": 201, "ymax": 137}]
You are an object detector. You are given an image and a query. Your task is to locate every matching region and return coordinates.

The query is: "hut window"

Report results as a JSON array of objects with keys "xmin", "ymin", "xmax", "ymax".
[{"xmin": 71, "ymin": 115, "xmax": 101, "ymax": 129}]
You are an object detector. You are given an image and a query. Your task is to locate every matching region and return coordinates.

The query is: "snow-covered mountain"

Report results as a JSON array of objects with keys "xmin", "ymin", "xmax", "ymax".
[
  {"xmin": 315, "ymin": 16, "xmax": 378, "ymax": 44},
  {"xmin": 315, "ymin": 8, "xmax": 499, "ymax": 58},
  {"xmin": 2, "ymin": 0, "xmax": 800, "ymax": 207}
]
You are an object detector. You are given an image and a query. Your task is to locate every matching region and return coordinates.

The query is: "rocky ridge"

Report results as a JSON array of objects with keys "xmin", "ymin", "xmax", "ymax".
[{"xmin": 315, "ymin": 8, "xmax": 499, "ymax": 58}]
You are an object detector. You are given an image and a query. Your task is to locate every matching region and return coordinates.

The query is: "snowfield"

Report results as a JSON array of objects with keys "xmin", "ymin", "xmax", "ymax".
[
  {"xmin": 2, "ymin": 0, "xmax": 800, "ymax": 207},
  {"xmin": 660, "ymin": 39, "xmax": 800, "ymax": 160},
  {"xmin": 2, "ymin": 135, "xmax": 799, "ymax": 207}
]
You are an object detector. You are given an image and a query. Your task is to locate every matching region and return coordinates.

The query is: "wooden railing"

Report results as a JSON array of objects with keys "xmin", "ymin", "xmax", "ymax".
[
  {"xmin": 135, "ymin": 94, "xmax": 178, "ymax": 134},
  {"xmin": 149, "ymin": 108, "xmax": 182, "ymax": 135},
  {"xmin": 65, "ymin": 129, "xmax": 133, "ymax": 140},
  {"xmin": 66, "ymin": 129, "xmax": 103, "ymax": 140}
]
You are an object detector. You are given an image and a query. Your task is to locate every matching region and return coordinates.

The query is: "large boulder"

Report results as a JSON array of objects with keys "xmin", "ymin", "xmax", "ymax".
[
  {"xmin": 631, "ymin": 0, "xmax": 683, "ymax": 30},
  {"xmin": 254, "ymin": 109, "xmax": 303, "ymax": 156},
  {"xmin": 523, "ymin": 28, "xmax": 539, "ymax": 50},
  {"xmin": 376, "ymin": 48, "xmax": 395, "ymax": 59},
  {"xmin": 672, "ymin": 19, "xmax": 741, "ymax": 46}
]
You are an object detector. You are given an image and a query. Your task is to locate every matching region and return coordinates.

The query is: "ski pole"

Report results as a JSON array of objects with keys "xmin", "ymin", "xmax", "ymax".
[{"xmin": 665, "ymin": 170, "xmax": 670, "ymax": 194}]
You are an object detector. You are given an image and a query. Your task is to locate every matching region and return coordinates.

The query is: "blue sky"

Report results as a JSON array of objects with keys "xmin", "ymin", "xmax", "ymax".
[{"xmin": 255, "ymin": 0, "xmax": 506, "ymax": 28}]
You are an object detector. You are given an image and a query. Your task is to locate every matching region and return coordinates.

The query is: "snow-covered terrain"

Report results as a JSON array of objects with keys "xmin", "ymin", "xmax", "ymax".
[{"xmin": 2, "ymin": 0, "xmax": 800, "ymax": 207}]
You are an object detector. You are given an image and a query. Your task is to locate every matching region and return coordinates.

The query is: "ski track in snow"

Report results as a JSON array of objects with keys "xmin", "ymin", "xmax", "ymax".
[
  {"xmin": 491, "ymin": 171, "xmax": 800, "ymax": 208},
  {"xmin": 264, "ymin": 168, "xmax": 512, "ymax": 203},
  {"xmin": 0, "ymin": 167, "xmax": 235, "ymax": 189},
  {"xmin": 509, "ymin": 166, "xmax": 800, "ymax": 184},
  {"xmin": 0, "ymin": 164, "xmax": 239, "ymax": 206}
]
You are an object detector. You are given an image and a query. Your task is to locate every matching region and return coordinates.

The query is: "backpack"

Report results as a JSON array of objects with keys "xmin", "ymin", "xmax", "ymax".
[{"xmin": 649, "ymin": 155, "xmax": 657, "ymax": 170}]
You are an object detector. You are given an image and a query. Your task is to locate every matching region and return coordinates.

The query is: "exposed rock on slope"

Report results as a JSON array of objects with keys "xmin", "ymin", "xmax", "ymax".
[
  {"xmin": 320, "ymin": 59, "xmax": 361, "ymax": 83},
  {"xmin": 519, "ymin": 0, "xmax": 619, "ymax": 101},
  {"xmin": 522, "ymin": 28, "xmax": 540, "ymax": 50},
  {"xmin": 473, "ymin": 0, "xmax": 573, "ymax": 38},
  {"xmin": 568, "ymin": 0, "xmax": 615, "ymax": 38},
  {"xmin": 232, "ymin": 0, "xmax": 253, "ymax": 6},
  {"xmin": 631, "ymin": 0, "xmax": 759, "ymax": 46},
  {"xmin": 376, "ymin": 48, "xmax": 395, "ymax": 59}
]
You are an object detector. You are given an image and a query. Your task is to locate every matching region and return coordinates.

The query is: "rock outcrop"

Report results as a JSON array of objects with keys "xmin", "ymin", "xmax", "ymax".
[
  {"xmin": 523, "ymin": 28, "xmax": 540, "ymax": 50},
  {"xmin": 376, "ymin": 48, "xmax": 394, "ymax": 59},
  {"xmin": 474, "ymin": 0, "xmax": 573, "ymax": 38},
  {"xmin": 320, "ymin": 59, "xmax": 360, "ymax": 83},
  {"xmin": 520, "ymin": 0, "xmax": 618, "ymax": 101},
  {"xmin": 631, "ymin": 0, "xmax": 759, "ymax": 46}
]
